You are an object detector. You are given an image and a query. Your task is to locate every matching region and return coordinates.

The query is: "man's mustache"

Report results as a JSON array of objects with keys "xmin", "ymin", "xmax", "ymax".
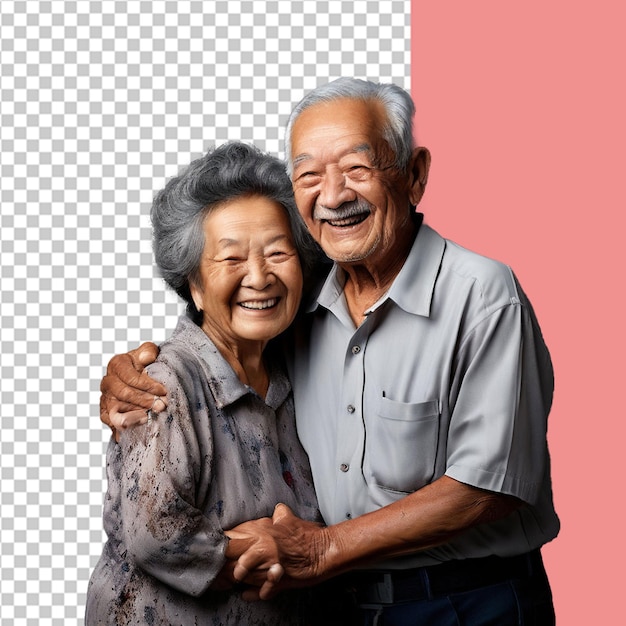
[{"xmin": 313, "ymin": 199, "xmax": 373, "ymax": 221}]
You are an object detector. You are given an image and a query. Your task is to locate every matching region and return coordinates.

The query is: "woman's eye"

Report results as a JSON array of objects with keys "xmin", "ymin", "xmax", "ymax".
[{"xmin": 269, "ymin": 248, "xmax": 296, "ymax": 261}]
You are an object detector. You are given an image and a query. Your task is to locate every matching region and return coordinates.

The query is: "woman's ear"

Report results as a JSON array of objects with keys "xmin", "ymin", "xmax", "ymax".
[
  {"xmin": 408, "ymin": 147, "xmax": 432, "ymax": 206},
  {"xmin": 190, "ymin": 281, "xmax": 203, "ymax": 313}
]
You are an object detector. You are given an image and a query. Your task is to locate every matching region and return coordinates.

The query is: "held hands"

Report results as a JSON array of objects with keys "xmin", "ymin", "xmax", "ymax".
[
  {"xmin": 224, "ymin": 516, "xmax": 285, "ymax": 599},
  {"xmin": 224, "ymin": 504, "xmax": 330, "ymax": 600},
  {"xmin": 99, "ymin": 342, "xmax": 168, "ymax": 439}
]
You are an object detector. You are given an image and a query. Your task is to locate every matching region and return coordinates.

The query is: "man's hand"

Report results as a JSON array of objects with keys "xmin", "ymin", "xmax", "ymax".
[
  {"xmin": 226, "ymin": 477, "xmax": 523, "ymax": 600},
  {"xmin": 100, "ymin": 342, "xmax": 167, "ymax": 439},
  {"xmin": 225, "ymin": 504, "xmax": 330, "ymax": 600}
]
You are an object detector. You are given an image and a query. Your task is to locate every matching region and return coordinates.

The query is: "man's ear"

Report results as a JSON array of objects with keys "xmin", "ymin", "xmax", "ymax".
[{"xmin": 408, "ymin": 147, "xmax": 431, "ymax": 206}]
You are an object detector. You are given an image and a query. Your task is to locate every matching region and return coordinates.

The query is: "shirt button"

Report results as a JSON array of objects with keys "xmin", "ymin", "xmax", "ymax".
[
  {"xmin": 351, "ymin": 345, "xmax": 361, "ymax": 354},
  {"xmin": 340, "ymin": 463, "xmax": 349, "ymax": 472},
  {"xmin": 346, "ymin": 512, "xmax": 352, "ymax": 519},
  {"xmin": 347, "ymin": 405, "xmax": 355, "ymax": 413}
]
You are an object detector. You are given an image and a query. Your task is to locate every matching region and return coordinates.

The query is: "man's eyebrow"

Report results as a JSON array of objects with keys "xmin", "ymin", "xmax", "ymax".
[
  {"xmin": 292, "ymin": 153, "xmax": 312, "ymax": 170},
  {"xmin": 351, "ymin": 143, "xmax": 373, "ymax": 155},
  {"xmin": 292, "ymin": 143, "xmax": 373, "ymax": 171}
]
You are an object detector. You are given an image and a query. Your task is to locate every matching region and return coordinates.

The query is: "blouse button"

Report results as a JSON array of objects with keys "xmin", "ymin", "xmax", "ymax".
[
  {"xmin": 351, "ymin": 345, "xmax": 361, "ymax": 354},
  {"xmin": 340, "ymin": 463, "xmax": 350, "ymax": 472}
]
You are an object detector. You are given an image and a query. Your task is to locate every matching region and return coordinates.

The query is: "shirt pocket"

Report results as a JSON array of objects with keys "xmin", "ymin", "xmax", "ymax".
[{"xmin": 364, "ymin": 397, "xmax": 440, "ymax": 494}]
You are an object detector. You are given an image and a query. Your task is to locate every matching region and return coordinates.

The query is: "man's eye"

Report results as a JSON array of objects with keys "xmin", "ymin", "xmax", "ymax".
[
  {"xmin": 345, "ymin": 165, "xmax": 370, "ymax": 179},
  {"xmin": 296, "ymin": 172, "xmax": 320, "ymax": 186}
]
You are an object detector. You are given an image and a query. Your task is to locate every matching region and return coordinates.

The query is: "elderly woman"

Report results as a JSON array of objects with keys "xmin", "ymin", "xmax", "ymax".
[{"xmin": 85, "ymin": 142, "xmax": 323, "ymax": 625}]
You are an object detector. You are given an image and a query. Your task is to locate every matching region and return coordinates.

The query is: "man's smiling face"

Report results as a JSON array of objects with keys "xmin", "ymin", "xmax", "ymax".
[{"xmin": 290, "ymin": 98, "xmax": 414, "ymax": 268}]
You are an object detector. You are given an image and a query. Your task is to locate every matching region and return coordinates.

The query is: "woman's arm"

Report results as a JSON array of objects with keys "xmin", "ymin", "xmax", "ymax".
[{"xmin": 117, "ymin": 360, "xmax": 227, "ymax": 596}]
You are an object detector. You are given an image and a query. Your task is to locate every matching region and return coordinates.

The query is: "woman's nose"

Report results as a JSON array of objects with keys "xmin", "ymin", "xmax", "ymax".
[{"xmin": 242, "ymin": 257, "xmax": 276, "ymax": 289}]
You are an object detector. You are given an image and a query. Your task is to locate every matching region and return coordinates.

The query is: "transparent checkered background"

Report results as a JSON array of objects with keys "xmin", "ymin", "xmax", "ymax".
[{"xmin": 0, "ymin": 0, "xmax": 410, "ymax": 623}]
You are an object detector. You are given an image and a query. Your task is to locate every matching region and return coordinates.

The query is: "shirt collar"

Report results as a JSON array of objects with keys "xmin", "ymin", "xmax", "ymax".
[
  {"xmin": 305, "ymin": 221, "xmax": 445, "ymax": 319},
  {"xmin": 173, "ymin": 316, "xmax": 291, "ymax": 410},
  {"xmin": 386, "ymin": 223, "xmax": 445, "ymax": 317}
]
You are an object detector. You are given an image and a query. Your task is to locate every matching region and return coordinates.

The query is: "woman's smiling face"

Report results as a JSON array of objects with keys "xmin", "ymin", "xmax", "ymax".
[{"xmin": 190, "ymin": 194, "xmax": 303, "ymax": 351}]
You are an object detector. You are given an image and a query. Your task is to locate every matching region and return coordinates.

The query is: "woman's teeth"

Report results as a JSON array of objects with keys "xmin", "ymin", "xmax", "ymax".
[{"xmin": 239, "ymin": 298, "xmax": 278, "ymax": 310}]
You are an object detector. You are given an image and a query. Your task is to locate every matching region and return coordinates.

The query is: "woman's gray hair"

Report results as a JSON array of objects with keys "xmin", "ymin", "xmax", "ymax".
[
  {"xmin": 151, "ymin": 141, "xmax": 320, "ymax": 321},
  {"xmin": 284, "ymin": 78, "xmax": 416, "ymax": 177}
]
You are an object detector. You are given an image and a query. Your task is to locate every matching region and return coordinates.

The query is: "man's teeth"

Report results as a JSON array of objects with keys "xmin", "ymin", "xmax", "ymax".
[
  {"xmin": 239, "ymin": 298, "xmax": 278, "ymax": 310},
  {"xmin": 327, "ymin": 214, "xmax": 367, "ymax": 227}
]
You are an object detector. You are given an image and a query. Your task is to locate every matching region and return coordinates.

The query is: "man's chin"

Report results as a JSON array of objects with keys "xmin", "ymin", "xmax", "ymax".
[{"xmin": 322, "ymin": 240, "xmax": 379, "ymax": 265}]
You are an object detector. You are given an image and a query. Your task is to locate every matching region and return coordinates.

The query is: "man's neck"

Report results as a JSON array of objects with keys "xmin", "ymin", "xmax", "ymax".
[{"xmin": 341, "ymin": 213, "xmax": 421, "ymax": 325}]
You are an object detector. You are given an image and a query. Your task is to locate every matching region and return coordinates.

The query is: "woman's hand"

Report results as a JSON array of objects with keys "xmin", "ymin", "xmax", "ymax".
[{"xmin": 224, "ymin": 517, "xmax": 284, "ymax": 598}]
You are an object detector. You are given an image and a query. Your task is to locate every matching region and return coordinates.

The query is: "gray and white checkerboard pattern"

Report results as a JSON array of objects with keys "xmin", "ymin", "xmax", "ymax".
[{"xmin": 0, "ymin": 1, "xmax": 410, "ymax": 622}]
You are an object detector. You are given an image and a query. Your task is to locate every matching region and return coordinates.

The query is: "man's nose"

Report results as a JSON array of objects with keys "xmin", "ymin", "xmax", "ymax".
[{"xmin": 318, "ymin": 168, "xmax": 356, "ymax": 209}]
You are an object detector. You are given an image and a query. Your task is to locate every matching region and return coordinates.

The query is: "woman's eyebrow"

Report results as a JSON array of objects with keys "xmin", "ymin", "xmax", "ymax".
[{"xmin": 216, "ymin": 233, "xmax": 292, "ymax": 248}]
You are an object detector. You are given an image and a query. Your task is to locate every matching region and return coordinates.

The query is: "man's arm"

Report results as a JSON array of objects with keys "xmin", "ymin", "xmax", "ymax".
[
  {"xmin": 100, "ymin": 342, "xmax": 167, "ymax": 436},
  {"xmin": 229, "ymin": 474, "xmax": 521, "ymax": 598},
  {"xmin": 229, "ymin": 277, "xmax": 550, "ymax": 598}
]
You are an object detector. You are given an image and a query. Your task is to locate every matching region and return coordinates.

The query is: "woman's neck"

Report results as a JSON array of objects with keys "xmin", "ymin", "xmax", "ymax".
[{"xmin": 201, "ymin": 324, "xmax": 269, "ymax": 397}]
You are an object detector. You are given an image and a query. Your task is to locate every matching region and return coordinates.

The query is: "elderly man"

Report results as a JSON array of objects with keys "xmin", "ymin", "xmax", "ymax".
[{"xmin": 101, "ymin": 78, "xmax": 559, "ymax": 624}]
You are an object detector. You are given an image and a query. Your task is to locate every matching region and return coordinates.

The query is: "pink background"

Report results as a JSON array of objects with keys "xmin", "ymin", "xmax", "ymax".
[{"xmin": 412, "ymin": 1, "xmax": 625, "ymax": 623}]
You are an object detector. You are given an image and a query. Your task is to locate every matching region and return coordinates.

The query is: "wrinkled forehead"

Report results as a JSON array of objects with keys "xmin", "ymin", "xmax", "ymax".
[{"xmin": 290, "ymin": 98, "xmax": 390, "ymax": 163}]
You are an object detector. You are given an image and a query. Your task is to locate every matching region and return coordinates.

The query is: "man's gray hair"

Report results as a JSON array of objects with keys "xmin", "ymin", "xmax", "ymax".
[
  {"xmin": 284, "ymin": 78, "xmax": 416, "ymax": 177},
  {"xmin": 151, "ymin": 141, "xmax": 318, "ymax": 321}
]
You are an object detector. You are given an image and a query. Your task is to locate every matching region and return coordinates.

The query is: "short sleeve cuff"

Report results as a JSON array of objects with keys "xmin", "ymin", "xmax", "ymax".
[{"xmin": 446, "ymin": 464, "xmax": 541, "ymax": 505}]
